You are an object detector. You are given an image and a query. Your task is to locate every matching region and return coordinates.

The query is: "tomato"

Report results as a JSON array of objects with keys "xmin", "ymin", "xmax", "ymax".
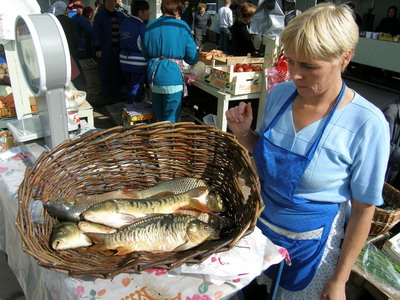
[
  {"xmin": 241, "ymin": 64, "xmax": 249, "ymax": 69},
  {"xmin": 244, "ymin": 68, "xmax": 253, "ymax": 72},
  {"xmin": 253, "ymin": 66, "xmax": 262, "ymax": 71},
  {"xmin": 236, "ymin": 67, "xmax": 244, "ymax": 72}
]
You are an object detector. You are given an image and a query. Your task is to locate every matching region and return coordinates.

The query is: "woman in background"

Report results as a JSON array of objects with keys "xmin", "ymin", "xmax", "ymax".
[
  {"xmin": 193, "ymin": 3, "xmax": 212, "ymax": 51},
  {"xmin": 92, "ymin": 0, "xmax": 126, "ymax": 102},
  {"xmin": 230, "ymin": 2, "xmax": 256, "ymax": 56},
  {"xmin": 142, "ymin": 0, "xmax": 198, "ymax": 123}
]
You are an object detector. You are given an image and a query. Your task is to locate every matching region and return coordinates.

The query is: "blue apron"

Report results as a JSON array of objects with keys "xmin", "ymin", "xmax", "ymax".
[{"xmin": 254, "ymin": 83, "xmax": 346, "ymax": 291}]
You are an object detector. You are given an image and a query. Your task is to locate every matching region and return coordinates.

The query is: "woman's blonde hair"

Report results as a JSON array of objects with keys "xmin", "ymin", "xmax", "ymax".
[{"xmin": 280, "ymin": 2, "xmax": 359, "ymax": 62}]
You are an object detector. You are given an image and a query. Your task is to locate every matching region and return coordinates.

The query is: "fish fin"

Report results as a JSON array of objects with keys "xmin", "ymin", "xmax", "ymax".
[
  {"xmin": 174, "ymin": 209, "xmax": 195, "ymax": 215},
  {"xmin": 172, "ymin": 241, "xmax": 192, "ymax": 252},
  {"xmin": 85, "ymin": 232, "xmax": 109, "ymax": 252},
  {"xmin": 188, "ymin": 186, "xmax": 208, "ymax": 197},
  {"xmin": 122, "ymin": 190, "xmax": 140, "ymax": 198},
  {"xmin": 118, "ymin": 213, "xmax": 140, "ymax": 225},
  {"xmin": 149, "ymin": 191, "xmax": 175, "ymax": 198},
  {"xmin": 187, "ymin": 199, "xmax": 212, "ymax": 213},
  {"xmin": 85, "ymin": 232, "xmax": 106, "ymax": 244},
  {"xmin": 118, "ymin": 224, "xmax": 129, "ymax": 230},
  {"xmin": 115, "ymin": 247, "xmax": 132, "ymax": 256}
]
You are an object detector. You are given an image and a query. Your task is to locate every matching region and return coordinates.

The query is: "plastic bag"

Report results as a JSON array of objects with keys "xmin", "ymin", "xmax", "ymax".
[
  {"xmin": 249, "ymin": 0, "xmax": 285, "ymax": 37},
  {"xmin": 203, "ymin": 114, "xmax": 217, "ymax": 126},
  {"xmin": 357, "ymin": 242, "xmax": 400, "ymax": 297}
]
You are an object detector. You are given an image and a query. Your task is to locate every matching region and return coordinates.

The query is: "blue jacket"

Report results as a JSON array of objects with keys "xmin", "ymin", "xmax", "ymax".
[
  {"xmin": 142, "ymin": 15, "xmax": 198, "ymax": 86},
  {"xmin": 119, "ymin": 16, "xmax": 147, "ymax": 73},
  {"xmin": 70, "ymin": 14, "xmax": 93, "ymax": 57},
  {"xmin": 92, "ymin": 9, "xmax": 126, "ymax": 55}
]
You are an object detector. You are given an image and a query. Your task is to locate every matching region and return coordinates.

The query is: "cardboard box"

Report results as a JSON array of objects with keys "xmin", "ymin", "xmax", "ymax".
[
  {"xmin": 121, "ymin": 106, "xmax": 156, "ymax": 127},
  {"xmin": 213, "ymin": 56, "xmax": 264, "ymax": 65},
  {"xmin": 203, "ymin": 63, "xmax": 263, "ymax": 95},
  {"xmin": 0, "ymin": 129, "xmax": 19, "ymax": 151}
]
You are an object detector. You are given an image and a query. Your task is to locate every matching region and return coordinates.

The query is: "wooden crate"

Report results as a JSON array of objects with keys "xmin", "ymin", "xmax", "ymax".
[
  {"xmin": 203, "ymin": 62, "xmax": 263, "ymax": 95},
  {"xmin": 121, "ymin": 106, "xmax": 156, "ymax": 127}
]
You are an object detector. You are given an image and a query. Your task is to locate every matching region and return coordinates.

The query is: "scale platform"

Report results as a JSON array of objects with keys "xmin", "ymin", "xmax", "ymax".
[{"xmin": 7, "ymin": 117, "xmax": 78, "ymax": 143}]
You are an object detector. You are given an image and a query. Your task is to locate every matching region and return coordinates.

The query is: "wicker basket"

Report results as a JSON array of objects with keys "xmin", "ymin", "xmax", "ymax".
[
  {"xmin": 17, "ymin": 122, "xmax": 263, "ymax": 278},
  {"xmin": 369, "ymin": 182, "xmax": 400, "ymax": 236}
]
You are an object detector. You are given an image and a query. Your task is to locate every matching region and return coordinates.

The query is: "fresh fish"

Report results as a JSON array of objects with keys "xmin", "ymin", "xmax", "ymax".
[
  {"xmin": 43, "ymin": 177, "xmax": 225, "ymax": 221},
  {"xmin": 86, "ymin": 213, "xmax": 219, "ymax": 255},
  {"xmin": 44, "ymin": 199, "xmax": 86, "ymax": 222},
  {"xmin": 43, "ymin": 190, "xmax": 144, "ymax": 222},
  {"xmin": 132, "ymin": 178, "xmax": 226, "ymax": 212},
  {"xmin": 78, "ymin": 221, "xmax": 117, "ymax": 234},
  {"xmin": 174, "ymin": 209, "xmax": 235, "ymax": 231},
  {"xmin": 82, "ymin": 187, "xmax": 212, "ymax": 228},
  {"xmin": 130, "ymin": 177, "xmax": 208, "ymax": 198},
  {"xmin": 51, "ymin": 222, "xmax": 92, "ymax": 250}
]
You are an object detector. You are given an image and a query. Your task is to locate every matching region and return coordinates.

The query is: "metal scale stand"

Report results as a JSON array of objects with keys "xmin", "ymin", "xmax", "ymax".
[{"xmin": 7, "ymin": 13, "xmax": 78, "ymax": 151}]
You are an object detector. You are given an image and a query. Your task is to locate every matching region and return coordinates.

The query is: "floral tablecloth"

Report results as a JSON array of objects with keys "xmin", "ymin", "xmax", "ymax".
[{"xmin": 0, "ymin": 142, "xmax": 288, "ymax": 300}]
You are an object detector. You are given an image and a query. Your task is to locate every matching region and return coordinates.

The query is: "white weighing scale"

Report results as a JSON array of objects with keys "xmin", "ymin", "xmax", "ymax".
[{"xmin": 8, "ymin": 13, "xmax": 78, "ymax": 150}]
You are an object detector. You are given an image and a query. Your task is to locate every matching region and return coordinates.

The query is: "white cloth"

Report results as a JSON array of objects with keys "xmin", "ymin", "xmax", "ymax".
[{"xmin": 0, "ymin": 143, "xmax": 288, "ymax": 300}]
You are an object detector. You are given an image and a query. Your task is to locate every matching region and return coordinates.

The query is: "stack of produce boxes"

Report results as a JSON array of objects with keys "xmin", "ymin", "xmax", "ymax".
[{"xmin": 204, "ymin": 56, "xmax": 264, "ymax": 95}]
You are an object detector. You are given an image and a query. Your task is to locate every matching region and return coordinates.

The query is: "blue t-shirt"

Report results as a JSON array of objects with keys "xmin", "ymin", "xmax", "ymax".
[{"xmin": 256, "ymin": 81, "xmax": 390, "ymax": 206}]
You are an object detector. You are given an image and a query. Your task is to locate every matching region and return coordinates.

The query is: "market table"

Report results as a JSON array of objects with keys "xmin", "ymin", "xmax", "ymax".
[
  {"xmin": 352, "ymin": 37, "xmax": 400, "ymax": 73},
  {"xmin": 192, "ymin": 81, "xmax": 261, "ymax": 132},
  {"xmin": 0, "ymin": 134, "xmax": 288, "ymax": 300}
]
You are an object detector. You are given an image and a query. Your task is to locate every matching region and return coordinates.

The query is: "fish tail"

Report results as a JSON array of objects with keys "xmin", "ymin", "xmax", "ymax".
[
  {"xmin": 122, "ymin": 190, "xmax": 140, "ymax": 198},
  {"xmin": 85, "ymin": 232, "xmax": 109, "ymax": 252}
]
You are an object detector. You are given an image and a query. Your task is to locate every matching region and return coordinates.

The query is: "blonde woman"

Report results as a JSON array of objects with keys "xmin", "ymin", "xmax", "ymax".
[{"xmin": 226, "ymin": 3, "xmax": 390, "ymax": 299}]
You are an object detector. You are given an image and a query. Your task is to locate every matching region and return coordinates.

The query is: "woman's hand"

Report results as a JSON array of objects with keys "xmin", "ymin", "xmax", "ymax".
[
  {"xmin": 226, "ymin": 101, "xmax": 253, "ymax": 136},
  {"xmin": 320, "ymin": 278, "xmax": 346, "ymax": 300},
  {"xmin": 226, "ymin": 102, "xmax": 259, "ymax": 152}
]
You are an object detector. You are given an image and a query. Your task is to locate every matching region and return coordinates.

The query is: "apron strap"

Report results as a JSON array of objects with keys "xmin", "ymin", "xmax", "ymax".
[
  {"xmin": 305, "ymin": 82, "xmax": 346, "ymax": 158},
  {"xmin": 265, "ymin": 82, "xmax": 347, "ymax": 160}
]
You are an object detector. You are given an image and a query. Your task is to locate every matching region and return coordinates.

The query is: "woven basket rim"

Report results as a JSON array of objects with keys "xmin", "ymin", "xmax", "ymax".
[{"xmin": 369, "ymin": 182, "xmax": 400, "ymax": 236}]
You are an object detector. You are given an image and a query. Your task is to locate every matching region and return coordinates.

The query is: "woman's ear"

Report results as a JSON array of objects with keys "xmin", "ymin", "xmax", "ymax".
[{"xmin": 341, "ymin": 50, "xmax": 353, "ymax": 72}]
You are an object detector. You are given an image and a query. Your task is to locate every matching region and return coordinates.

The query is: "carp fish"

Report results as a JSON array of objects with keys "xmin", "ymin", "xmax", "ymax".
[
  {"xmin": 86, "ymin": 213, "xmax": 219, "ymax": 255},
  {"xmin": 51, "ymin": 222, "xmax": 92, "ymax": 250},
  {"xmin": 82, "ymin": 187, "xmax": 214, "ymax": 228},
  {"xmin": 43, "ymin": 177, "xmax": 225, "ymax": 222}
]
